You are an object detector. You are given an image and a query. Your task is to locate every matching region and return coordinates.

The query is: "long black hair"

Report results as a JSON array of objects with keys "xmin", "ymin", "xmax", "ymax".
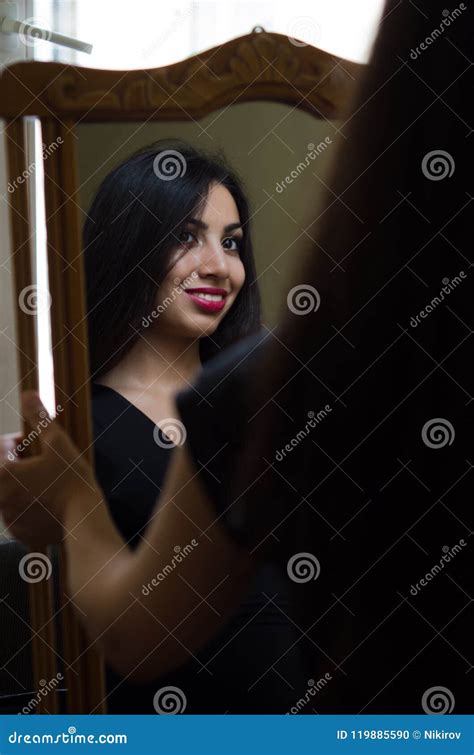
[
  {"xmin": 232, "ymin": 0, "xmax": 472, "ymax": 712},
  {"xmin": 83, "ymin": 139, "xmax": 261, "ymax": 377}
]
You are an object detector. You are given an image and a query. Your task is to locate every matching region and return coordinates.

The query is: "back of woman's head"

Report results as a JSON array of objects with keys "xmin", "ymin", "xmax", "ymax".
[
  {"xmin": 84, "ymin": 139, "xmax": 261, "ymax": 377},
  {"xmin": 233, "ymin": 0, "xmax": 472, "ymax": 711}
]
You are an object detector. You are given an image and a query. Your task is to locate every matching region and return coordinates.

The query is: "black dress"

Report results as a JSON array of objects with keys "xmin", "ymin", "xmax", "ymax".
[{"xmin": 91, "ymin": 339, "xmax": 309, "ymax": 714}]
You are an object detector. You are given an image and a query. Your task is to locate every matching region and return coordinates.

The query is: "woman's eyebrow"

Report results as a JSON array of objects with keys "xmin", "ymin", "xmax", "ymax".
[{"xmin": 187, "ymin": 218, "xmax": 243, "ymax": 233}]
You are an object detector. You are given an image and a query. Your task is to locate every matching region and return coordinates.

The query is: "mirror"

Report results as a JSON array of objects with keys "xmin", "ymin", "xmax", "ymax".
[{"xmin": 0, "ymin": 30, "xmax": 364, "ymax": 713}]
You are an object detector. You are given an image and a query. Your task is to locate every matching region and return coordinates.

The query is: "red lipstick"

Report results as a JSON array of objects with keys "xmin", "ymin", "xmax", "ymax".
[{"xmin": 184, "ymin": 287, "xmax": 228, "ymax": 313}]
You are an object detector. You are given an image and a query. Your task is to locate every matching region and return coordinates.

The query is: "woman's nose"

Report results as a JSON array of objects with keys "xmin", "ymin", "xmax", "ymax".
[{"xmin": 197, "ymin": 242, "xmax": 230, "ymax": 279}]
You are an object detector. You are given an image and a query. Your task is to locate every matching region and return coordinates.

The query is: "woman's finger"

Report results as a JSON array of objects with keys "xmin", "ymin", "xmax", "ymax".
[
  {"xmin": 21, "ymin": 391, "xmax": 53, "ymax": 433},
  {"xmin": 21, "ymin": 390, "xmax": 69, "ymax": 456}
]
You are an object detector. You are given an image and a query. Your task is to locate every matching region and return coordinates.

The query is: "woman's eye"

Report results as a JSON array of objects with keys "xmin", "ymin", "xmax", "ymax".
[
  {"xmin": 179, "ymin": 230, "xmax": 197, "ymax": 246},
  {"xmin": 223, "ymin": 236, "xmax": 242, "ymax": 252}
]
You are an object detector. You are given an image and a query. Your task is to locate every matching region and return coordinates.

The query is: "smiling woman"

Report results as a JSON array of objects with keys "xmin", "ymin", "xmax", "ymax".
[
  {"xmin": 63, "ymin": 138, "xmax": 310, "ymax": 713},
  {"xmin": 84, "ymin": 139, "xmax": 260, "ymax": 383}
]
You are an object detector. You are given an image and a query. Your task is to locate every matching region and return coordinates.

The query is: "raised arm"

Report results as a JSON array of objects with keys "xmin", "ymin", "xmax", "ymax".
[{"xmin": 0, "ymin": 392, "xmax": 253, "ymax": 682}]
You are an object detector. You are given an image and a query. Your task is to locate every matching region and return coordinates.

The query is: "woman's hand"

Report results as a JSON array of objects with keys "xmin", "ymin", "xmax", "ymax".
[{"xmin": 0, "ymin": 391, "xmax": 101, "ymax": 547}]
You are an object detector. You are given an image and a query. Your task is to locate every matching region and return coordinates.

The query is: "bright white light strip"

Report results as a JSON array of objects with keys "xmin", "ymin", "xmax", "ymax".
[
  {"xmin": 69, "ymin": 0, "xmax": 385, "ymax": 70},
  {"xmin": 33, "ymin": 119, "xmax": 55, "ymax": 416}
]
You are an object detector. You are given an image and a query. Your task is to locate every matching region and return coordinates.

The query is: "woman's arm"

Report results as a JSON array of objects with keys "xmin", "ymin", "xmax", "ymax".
[{"xmin": 0, "ymin": 393, "xmax": 253, "ymax": 682}]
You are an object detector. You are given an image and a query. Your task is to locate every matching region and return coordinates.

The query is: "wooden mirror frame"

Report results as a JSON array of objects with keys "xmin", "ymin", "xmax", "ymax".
[{"xmin": 0, "ymin": 29, "xmax": 364, "ymax": 714}]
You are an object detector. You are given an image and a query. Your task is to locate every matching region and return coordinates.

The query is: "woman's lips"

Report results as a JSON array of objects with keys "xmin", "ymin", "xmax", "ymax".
[{"xmin": 184, "ymin": 288, "xmax": 228, "ymax": 313}]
